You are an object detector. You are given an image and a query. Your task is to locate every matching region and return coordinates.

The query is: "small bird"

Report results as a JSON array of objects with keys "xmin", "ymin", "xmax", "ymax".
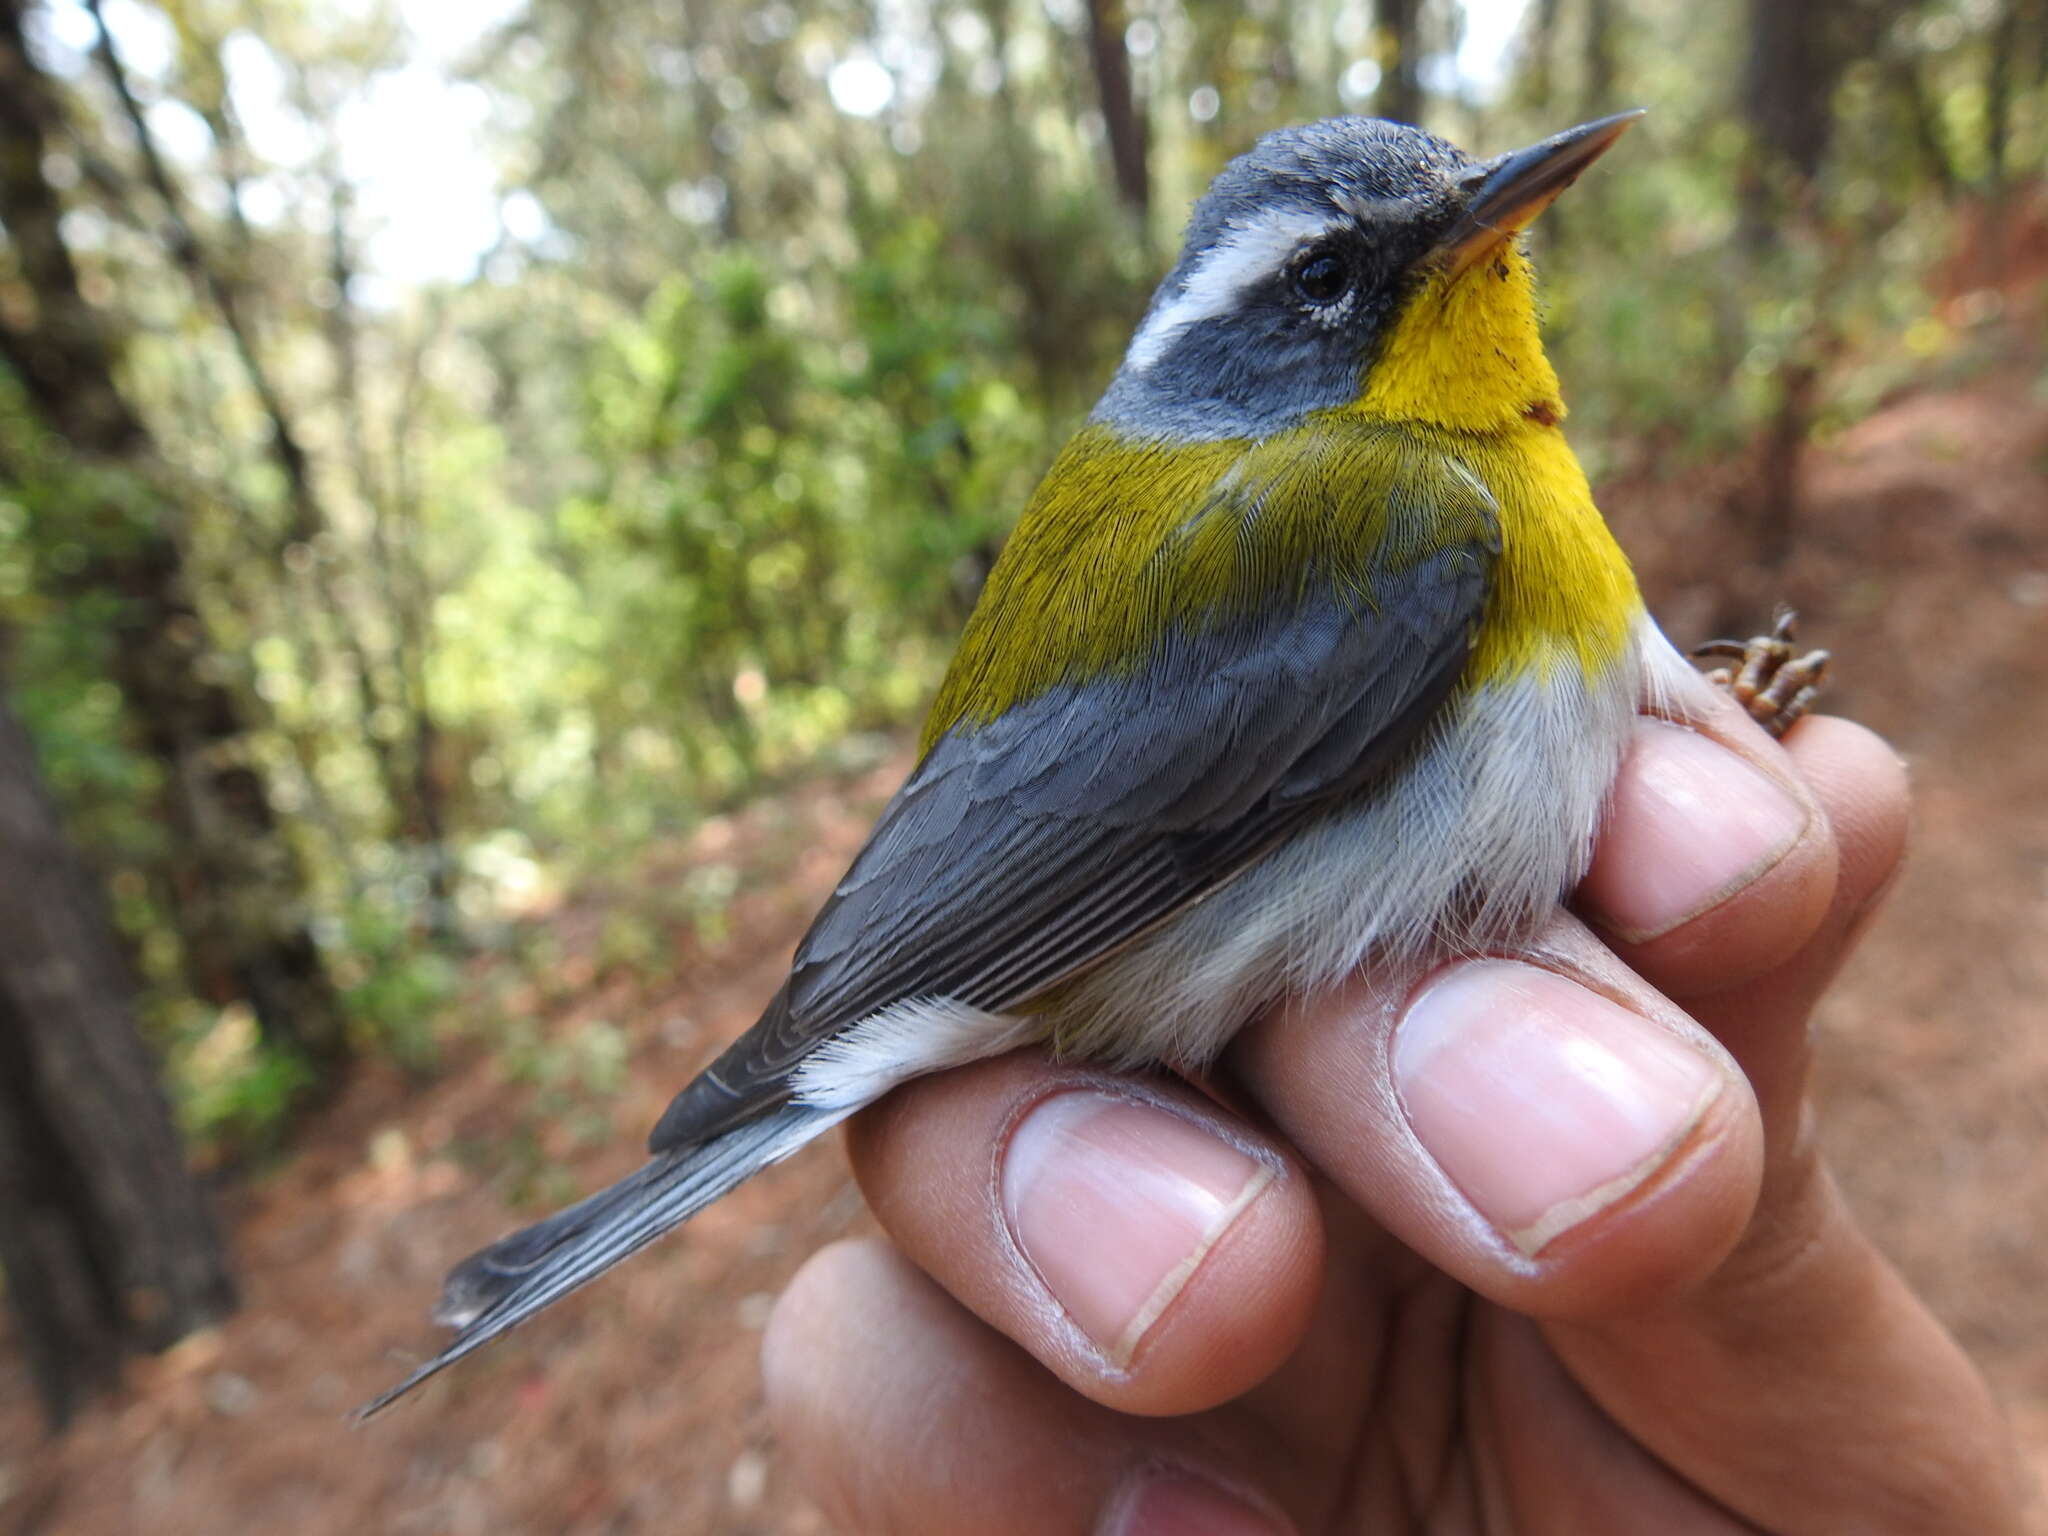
[{"xmin": 365, "ymin": 111, "xmax": 1821, "ymax": 1415}]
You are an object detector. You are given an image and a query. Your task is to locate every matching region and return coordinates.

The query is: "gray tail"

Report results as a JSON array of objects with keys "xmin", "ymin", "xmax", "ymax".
[{"xmin": 357, "ymin": 1101, "xmax": 842, "ymax": 1419}]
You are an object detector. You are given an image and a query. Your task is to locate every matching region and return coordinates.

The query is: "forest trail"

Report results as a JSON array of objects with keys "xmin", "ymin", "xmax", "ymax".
[{"xmin": 5, "ymin": 371, "xmax": 2046, "ymax": 1533}]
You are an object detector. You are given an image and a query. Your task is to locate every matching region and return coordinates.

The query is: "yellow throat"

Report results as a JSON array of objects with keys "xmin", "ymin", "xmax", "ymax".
[{"xmin": 1347, "ymin": 241, "xmax": 1639, "ymax": 686}]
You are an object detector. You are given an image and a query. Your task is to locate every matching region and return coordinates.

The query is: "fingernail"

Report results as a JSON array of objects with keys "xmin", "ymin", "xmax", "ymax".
[
  {"xmin": 1101, "ymin": 1472, "xmax": 1295, "ymax": 1536},
  {"xmin": 1581, "ymin": 720, "xmax": 1808, "ymax": 941},
  {"xmin": 1394, "ymin": 961, "xmax": 1724, "ymax": 1254},
  {"xmin": 1003, "ymin": 1093, "xmax": 1272, "ymax": 1364}
]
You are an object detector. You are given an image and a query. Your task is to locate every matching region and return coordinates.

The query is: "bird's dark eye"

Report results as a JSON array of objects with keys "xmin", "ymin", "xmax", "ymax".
[{"xmin": 1290, "ymin": 248, "xmax": 1353, "ymax": 305}]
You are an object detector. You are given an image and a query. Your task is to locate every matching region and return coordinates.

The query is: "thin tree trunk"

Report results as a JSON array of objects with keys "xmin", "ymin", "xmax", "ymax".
[
  {"xmin": 1743, "ymin": 0, "xmax": 1840, "ymax": 180},
  {"xmin": 1749, "ymin": 359, "xmax": 1817, "ymax": 571},
  {"xmin": 1739, "ymin": 0, "xmax": 1849, "ymax": 246},
  {"xmin": 83, "ymin": 0, "xmax": 321, "ymax": 546},
  {"xmin": 1085, "ymin": 0, "xmax": 1150, "ymax": 217},
  {"xmin": 92, "ymin": 2, "xmax": 442, "ymax": 887},
  {"xmin": 1529, "ymin": 0, "xmax": 1562, "ymax": 109},
  {"xmin": 1376, "ymin": 0, "xmax": 1425, "ymax": 127},
  {"xmin": 0, "ymin": 693, "xmax": 236, "ymax": 1429},
  {"xmin": 1887, "ymin": 44, "xmax": 1961, "ymax": 202},
  {"xmin": 1582, "ymin": 0, "xmax": 1617, "ymax": 113},
  {"xmin": 0, "ymin": 0, "xmax": 349, "ymax": 1067},
  {"xmin": 1985, "ymin": 0, "xmax": 2019, "ymax": 189}
]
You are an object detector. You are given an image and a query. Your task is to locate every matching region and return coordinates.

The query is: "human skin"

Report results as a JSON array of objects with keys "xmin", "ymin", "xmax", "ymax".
[{"xmin": 763, "ymin": 689, "xmax": 2026, "ymax": 1534}]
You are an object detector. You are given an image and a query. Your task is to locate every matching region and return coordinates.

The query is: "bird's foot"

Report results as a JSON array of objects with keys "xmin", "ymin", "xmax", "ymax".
[{"xmin": 1692, "ymin": 608, "xmax": 1830, "ymax": 740}]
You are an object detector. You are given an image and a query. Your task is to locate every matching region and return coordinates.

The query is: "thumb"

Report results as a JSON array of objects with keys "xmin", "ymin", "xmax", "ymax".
[{"xmin": 1553, "ymin": 711, "xmax": 2022, "ymax": 1532}]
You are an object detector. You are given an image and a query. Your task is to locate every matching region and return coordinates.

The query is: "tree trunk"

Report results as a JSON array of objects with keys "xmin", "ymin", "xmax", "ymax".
[
  {"xmin": 1582, "ymin": 0, "xmax": 1617, "ymax": 114},
  {"xmin": 1376, "ymin": 0, "xmax": 1425, "ymax": 127},
  {"xmin": 1887, "ymin": 43, "xmax": 1960, "ymax": 202},
  {"xmin": 0, "ymin": 693, "xmax": 236, "ymax": 1429},
  {"xmin": 1984, "ymin": 0, "xmax": 2019, "ymax": 189},
  {"xmin": 1739, "ymin": 0, "xmax": 1856, "ymax": 248},
  {"xmin": 1743, "ymin": 0, "xmax": 1842, "ymax": 183},
  {"xmin": 1528, "ymin": 0, "xmax": 1562, "ymax": 110},
  {"xmin": 1085, "ymin": 0, "xmax": 1149, "ymax": 218},
  {"xmin": 0, "ymin": 0, "xmax": 349, "ymax": 1068},
  {"xmin": 1748, "ymin": 359, "xmax": 1818, "ymax": 572}
]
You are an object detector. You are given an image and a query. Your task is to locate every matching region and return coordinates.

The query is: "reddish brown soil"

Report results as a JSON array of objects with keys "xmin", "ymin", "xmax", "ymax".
[{"xmin": 4, "ymin": 375, "xmax": 2046, "ymax": 1533}]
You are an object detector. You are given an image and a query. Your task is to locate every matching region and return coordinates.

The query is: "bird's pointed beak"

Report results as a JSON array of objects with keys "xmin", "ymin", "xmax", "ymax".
[{"xmin": 1436, "ymin": 110, "xmax": 1644, "ymax": 277}]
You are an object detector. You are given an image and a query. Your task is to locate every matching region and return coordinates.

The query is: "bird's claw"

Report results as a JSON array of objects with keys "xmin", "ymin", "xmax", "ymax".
[{"xmin": 1692, "ymin": 608, "xmax": 1830, "ymax": 739}]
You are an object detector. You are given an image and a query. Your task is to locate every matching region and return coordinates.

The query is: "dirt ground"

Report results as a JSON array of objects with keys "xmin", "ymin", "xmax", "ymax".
[{"xmin": 3, "ymin": 368, "xmax": 2046, "ymax": 1533}]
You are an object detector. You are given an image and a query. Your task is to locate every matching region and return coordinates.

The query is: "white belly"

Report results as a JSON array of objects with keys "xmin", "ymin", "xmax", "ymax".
[{"xmin": 792, "ymin": 614, "xmax": 1707, "ymax": 1110}]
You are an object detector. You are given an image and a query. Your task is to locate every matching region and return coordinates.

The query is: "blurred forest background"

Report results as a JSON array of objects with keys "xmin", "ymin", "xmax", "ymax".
[{"xmin": 1, "ymin": 0, "xmax": 2045, "ymax": 1528}]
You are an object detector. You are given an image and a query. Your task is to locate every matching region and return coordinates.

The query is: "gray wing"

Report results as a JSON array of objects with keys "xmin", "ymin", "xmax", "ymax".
[{"xmin": 650, "ymin": 531, "xmax": 1496, "ymax": 1152}]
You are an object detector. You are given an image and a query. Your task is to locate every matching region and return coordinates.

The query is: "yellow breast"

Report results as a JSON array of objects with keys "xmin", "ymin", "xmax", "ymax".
[
  {"xmin": 1347, "ymin": 241, "xmax": 1641, "ymax": 686},
  {"xmin": 1452, "ymin": 420, "xmax": 1640, "ymax": 686}
]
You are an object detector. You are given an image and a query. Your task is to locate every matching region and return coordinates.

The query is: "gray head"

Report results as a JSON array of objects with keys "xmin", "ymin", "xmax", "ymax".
[{"xmin": 1093, "ymin": 114, "xmax": 1638, "ymax": 439}]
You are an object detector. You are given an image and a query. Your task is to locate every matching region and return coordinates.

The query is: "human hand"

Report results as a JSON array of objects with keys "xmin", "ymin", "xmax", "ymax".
[{"xmin": 765, "ymin": 691, "xmax": 2024, "ymax": 1533}]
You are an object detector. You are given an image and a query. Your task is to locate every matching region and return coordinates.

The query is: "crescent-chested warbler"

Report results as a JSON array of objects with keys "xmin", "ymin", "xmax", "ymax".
[{"xmin": 364, "ymin": 110, "xmax": 1827, "ymax": 1415}]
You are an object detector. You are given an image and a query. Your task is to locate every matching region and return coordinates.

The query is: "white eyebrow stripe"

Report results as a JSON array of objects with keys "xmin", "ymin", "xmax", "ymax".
[{"xmin": 1124, "ymin": 208, "xmax": 1347, "ymax": 373}]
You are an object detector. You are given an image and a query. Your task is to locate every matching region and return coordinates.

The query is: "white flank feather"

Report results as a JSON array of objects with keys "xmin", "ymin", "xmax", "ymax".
[{"xmin": 792, "ymin": 997, "xmax": 1042, "ymax": 1112}]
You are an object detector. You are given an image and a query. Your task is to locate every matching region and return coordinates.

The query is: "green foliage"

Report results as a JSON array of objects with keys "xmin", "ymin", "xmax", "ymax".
[
  {"xmin": 3, "ymin": 0, "xmax": 2041, "ymax": 1155},
  {"xmin": 167, "ymin": 1002, "xmax": 318, "ymax": 1155},
  {"xmin": 332, "ymin": 905, "xmax": 464, "ymax": 1073}
]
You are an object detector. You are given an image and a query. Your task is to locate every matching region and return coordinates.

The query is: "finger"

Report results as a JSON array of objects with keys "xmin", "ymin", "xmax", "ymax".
[
  {"xmin": 764, "ymin": 1238, "xmax": 1300, "ymax": 1536},
  {"xmin": 1778, "ymin": 716, "xmax": 1909, "ymax": 927},
  {"xmin": 1232, "ymin": 704, "xmax": 1851, "ymax": 1318},
  {"xmin": 1466, "ymin": 1308, "xmax": 1760, "ymax": 1535},
  {"xmin": 1577, "ymin": 688, "xmax": 1841, "ymax": 999},
  {"xmin": 1235, "ymin": 707, "xmax": 2016, "ymax": 1525},
  {"xmin": 1676, "ymin": 717, "xmax": 1908, "ymax": 1117},
  {"xmin": 844, "ymin": 1053, "xmax": 1325, "ymax": 1416},
  {"xmin": 1232, "ymin": 919, "xmax": 1765, "ymax": 1321},
  {"xmin": 1545, "ymin": 1178, "xmax": 2022, "ymax": 1534},
  {"xmin": 1556, "ymin": 719, "xmax": 2020, "ymax": 1530},
  {"xmin": 1589, "ymin": 712, "xmax": 1905, "ymax": 1151},
  {"xmin": 1228, "ymin": 698, "xmax": 1882, "ymax": 1327}
]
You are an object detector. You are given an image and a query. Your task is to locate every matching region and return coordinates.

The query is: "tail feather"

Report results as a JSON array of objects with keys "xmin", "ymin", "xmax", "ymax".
[{"xmin": 357, "ymin": 1101, "xmax": 844, "ymax": 1419}]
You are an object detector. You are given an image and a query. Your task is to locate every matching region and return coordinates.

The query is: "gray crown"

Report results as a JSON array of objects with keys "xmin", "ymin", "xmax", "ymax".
[{"xmin": 1095, "ymin": 118, "xmax": 1479, "ymax": 441}]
